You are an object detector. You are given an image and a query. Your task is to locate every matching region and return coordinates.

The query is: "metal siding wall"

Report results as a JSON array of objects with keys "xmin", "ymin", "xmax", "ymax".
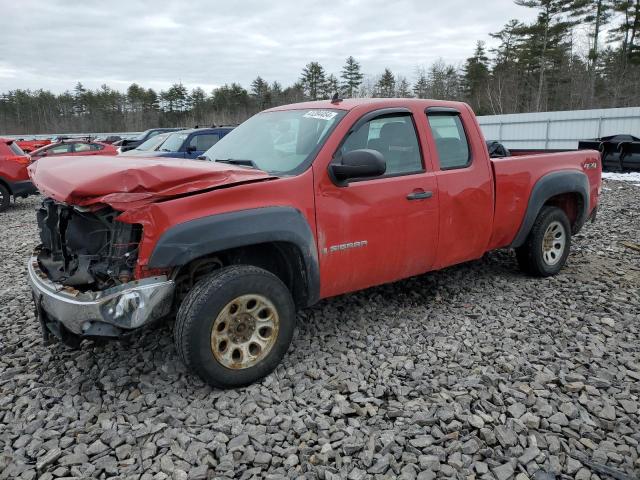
[{"xmin": 477, "ymin": 107, "xmax": 640, "ymax": 150}]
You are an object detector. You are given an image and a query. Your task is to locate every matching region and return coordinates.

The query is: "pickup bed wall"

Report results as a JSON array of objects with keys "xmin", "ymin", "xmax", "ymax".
[{"xmin": 488, "ymin": 150, "xmax": 601, "ymax": 250}]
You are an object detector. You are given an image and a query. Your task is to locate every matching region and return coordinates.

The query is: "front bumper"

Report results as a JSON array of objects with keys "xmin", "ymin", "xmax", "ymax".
[{"xmin": 28, "ymin": 253, "xmax": 175, "ymax": 337}]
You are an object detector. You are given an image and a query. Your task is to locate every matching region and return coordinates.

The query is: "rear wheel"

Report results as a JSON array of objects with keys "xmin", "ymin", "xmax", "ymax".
[
  {"xmin": 0, "ymin": 184, "xmax": 11, "ymax": 213},
  {"xmin": 174, "ymin": 265, "xmax": 295, "ymax": 388},
  {"xmin": 516, "ymin": 206, "xmax": 571, "ymax": 277}
]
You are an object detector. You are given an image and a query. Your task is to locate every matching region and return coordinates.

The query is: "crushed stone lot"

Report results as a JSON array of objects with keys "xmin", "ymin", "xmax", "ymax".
[{"xmin": 1, "ymin": 180, "xmax": 639, "ymax": 480}]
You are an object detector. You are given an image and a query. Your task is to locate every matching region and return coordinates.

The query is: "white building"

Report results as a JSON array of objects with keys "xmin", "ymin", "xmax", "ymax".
[{"xmin": 477, "ymin": 107, "xmax": 640, "ymax": 150}]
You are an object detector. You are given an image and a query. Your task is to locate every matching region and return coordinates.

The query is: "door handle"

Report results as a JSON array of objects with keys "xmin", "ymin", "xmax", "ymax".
[{"xmin": 406, "ymin": 190, "xmax": 433, "ymax": 200}]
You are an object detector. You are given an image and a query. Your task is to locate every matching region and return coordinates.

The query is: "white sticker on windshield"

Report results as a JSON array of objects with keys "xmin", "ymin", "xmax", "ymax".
[{"xmin": 303, "ymin": 110, "xmax": 338, "ymax": 121}]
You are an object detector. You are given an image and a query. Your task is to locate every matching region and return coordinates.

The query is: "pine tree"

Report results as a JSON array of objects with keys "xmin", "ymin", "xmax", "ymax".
[
  {"xmin": 396, "ymin": 76, "xmax": 412, "ymax": 97},
  {"xmin": 251, "ymin": 76, "xmax": 271, "ymax": 109},
  {"xmin": 462, "ymin": 41, "xmax": 491, "ymax": 113},
  {"xmin": 300, "ymin": 62, "xmax": 327, "ymax": 100},
  {"xmin": 515, "ymin": 0, "xmax": 575, "ymax": 111},
  {"xmin": 413, "ymin": 70, "xmax": 429, "ymax": 98},
  {"xmin": 610, "ymin": 0, "xmax": 640, "ymax": 64},
  {"xmin": 568, "ymin": 0, "xmax": 614, "ymax": 101},
  {"xmin": 375, "ymin": 68, "xmax": 396, "ymax": 97},
  {"xmin": 323, "ymin": 74, "xmax": 339, "ymax": 99},
  {"xmin": 340, "ymin": 56, "xmax": 364, "ymax": 97}
]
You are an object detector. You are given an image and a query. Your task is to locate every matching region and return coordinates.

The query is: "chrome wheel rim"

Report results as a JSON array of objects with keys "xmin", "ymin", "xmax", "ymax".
[
  {"xmin": 541, "ymin": 221, "xmax": 566, "ymax": 266},
  {"xmin": 211, "ymin": 294, "xmax": 279, "ymax": 369}
]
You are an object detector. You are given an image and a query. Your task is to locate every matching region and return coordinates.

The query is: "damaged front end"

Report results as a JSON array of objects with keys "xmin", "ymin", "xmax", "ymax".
[{"xmin": 28, "ymin": 198, "xmax": 175, "ymax": 344}]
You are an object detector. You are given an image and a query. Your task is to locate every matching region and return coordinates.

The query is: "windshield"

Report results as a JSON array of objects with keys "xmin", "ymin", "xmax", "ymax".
[
  {"xmin": 160, "ymin": 133, "xmax": 188, "ymax": 152},
  {"xmin": 9, "ymin": 142, "xmax": 25, "ymax": 156},
  {"xmin": 202, "ymin": 109, "xmax": 346, "ymax": 174}
]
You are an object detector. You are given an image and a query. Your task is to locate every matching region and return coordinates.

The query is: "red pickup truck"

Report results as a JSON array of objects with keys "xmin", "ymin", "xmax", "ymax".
[{"xmin": 28, "ymin": 99, "xmax": 601, "ymax": 387}]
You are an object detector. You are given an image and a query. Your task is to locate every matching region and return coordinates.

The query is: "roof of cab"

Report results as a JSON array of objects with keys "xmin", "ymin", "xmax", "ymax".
[{"xmin": 264, "ymin": 98, "xmax": 472, "ymax": 113}]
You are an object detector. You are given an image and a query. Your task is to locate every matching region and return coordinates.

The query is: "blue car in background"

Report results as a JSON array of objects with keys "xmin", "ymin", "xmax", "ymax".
[{"xmin": 147, "ymin": 127, "xmax": 234, "ymax": 159}]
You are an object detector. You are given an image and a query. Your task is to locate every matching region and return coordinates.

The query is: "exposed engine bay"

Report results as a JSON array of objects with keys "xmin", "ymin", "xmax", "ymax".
[{"xmin": 36, "ymin": 198, "xmax": 141, "ymax": 290}]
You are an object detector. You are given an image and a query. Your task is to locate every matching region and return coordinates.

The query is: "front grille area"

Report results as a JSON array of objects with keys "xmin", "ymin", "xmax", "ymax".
[{"xmin": 36, "ymin": 198, "xmax": 142, "ymax": 290}]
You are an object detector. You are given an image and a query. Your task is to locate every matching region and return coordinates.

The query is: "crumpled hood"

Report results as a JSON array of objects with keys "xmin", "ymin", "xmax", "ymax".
[{"xmin": 28, "ymin": 155, "xmax": 274, "ymax": 210}]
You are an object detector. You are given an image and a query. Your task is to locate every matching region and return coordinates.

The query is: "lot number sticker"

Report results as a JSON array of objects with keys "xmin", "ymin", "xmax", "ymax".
[{"xmin": 303, "ymin": 110, "xmax": 338, "ymax": 121}]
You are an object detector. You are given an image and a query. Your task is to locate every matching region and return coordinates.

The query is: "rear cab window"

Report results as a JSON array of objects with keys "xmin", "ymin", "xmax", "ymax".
[{"xmin": 426, "ymin": 112, "xmax": 471, "ymax": 170}]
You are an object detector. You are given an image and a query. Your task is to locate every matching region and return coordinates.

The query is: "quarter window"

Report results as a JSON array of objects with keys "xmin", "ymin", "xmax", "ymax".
[
  {"xmin": 427, "ymin": 114, "xmax": 471, "ymax": 169},
  {"xmin": 340, "ymin": 113, "xmax": 422, "ymax": 176}
]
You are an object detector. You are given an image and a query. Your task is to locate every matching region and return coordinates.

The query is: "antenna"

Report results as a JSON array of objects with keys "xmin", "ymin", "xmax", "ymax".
[{"xmin": 331, "ymin": 92, "xmax": 343, "ymax": 104}]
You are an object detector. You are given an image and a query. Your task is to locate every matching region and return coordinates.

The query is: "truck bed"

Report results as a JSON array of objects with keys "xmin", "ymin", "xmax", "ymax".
[{"xmin": 488, "ymin": 150, "xmax": 601, "ymax": 250}]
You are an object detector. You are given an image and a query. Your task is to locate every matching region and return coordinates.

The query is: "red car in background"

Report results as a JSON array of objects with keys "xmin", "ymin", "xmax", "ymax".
[
  {"xmin": 29, "ymin": 139, "xmax": 118, "ymax": 160},
  {"xmin": 0, "ymin": 139, "xmax": 37, "ymax": 212},
  {"xmin": 16, "ymin": 139, "xmax": 52, "ymax": 153}
]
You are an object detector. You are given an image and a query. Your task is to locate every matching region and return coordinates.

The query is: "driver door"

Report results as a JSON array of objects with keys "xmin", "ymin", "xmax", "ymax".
[{"xmin": 314, "ymin": 109, "xmax": 439, "ymax": 298}]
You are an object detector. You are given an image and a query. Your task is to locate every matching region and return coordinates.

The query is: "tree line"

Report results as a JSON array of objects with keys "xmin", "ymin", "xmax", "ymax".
[{"xmin": 0, "ymin": 0, "xmax": 638, "ymax": 135}]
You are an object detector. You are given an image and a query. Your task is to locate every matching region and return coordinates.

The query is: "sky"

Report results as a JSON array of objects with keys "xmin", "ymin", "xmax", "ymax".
[{"xmin": 0, "ymin": 0, "xmax": 539, "ymax": 94}]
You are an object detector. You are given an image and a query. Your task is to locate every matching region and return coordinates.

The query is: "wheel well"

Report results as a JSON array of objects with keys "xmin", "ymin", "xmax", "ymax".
[
  {"xmin": 543, "ymin": 192, "xmax": 583, "ymax": 233},
  {"xmin": 172, "ymin": 242, "xmax": 310, "ymax": 308}
]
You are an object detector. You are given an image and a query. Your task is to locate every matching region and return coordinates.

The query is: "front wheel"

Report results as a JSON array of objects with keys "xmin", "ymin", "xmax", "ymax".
[
  {"xmin": 174, "ymin": 265, "xmax": 295, "ymax": 388},
  {"xmin": 516, "ymin": 206, "xmax": 571, "ymax": 277}
]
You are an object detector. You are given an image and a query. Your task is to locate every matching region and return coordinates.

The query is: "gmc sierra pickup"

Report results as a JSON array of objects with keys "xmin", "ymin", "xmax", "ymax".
[{"xmin": 27, "ymin": 98, "xmax": 602, "ymax": 388}]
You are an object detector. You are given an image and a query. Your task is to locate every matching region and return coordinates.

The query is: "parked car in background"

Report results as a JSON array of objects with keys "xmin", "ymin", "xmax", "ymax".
[
  {"xmin": 27, "ymin": 98, "xmax": 602, "ymax": 388},
  {"xmin": 95, "ymin": 135, "xmax": 122, "ymax": 144},
  {"xmin": 0, "ymin": 139, "xmax": 37, "ymax": 212},
  {"xmin": 117, "ymin": 128, "xmax": 184, "ymax": 153},
  {"xmin": 16, "ymin": 139, "xmax": 52, "ymax": 153},
  {"xmin": 145, "ymin": 127, "xmax": 234, "ymax": 159},
  {"xmin": 30, "ymin": 139, "xmax": 118, "ymax": 160},
  {"xmin": 118, "ymin": 132, "xmax": 172, "ymax": 156}
]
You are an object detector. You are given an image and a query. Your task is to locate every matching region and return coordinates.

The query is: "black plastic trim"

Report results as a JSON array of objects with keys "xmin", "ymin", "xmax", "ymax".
[
  {"xmin": 510, "ymin": 170, "xmax": 590, "ymax": 248},
  {"xmin": 425, "ymin": 106, "xmax": 461, "ymax": 115},
  {"xmin": 148, "ymin": 206, "xmax": 320, "ymax": 306}
]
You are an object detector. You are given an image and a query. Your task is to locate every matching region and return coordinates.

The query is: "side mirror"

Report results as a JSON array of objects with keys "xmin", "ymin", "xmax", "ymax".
[
  {"xmin": 186, "ymin": 145, "xmax": 197, "ymax": 153},
  {"xmin": 329, "ymin": 149, "xmax": 386, "ymax": 186}
]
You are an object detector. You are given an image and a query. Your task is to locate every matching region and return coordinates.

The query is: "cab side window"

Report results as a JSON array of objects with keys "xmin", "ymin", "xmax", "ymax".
[
  {"xmin": 74, "ymin": 143, "xmax": 92, "ymax": 152},
  {"xmin": 427, "ymin": 113, "xmax": 471, "ymax": 169},
  {"xmin": 340, "ymin": 113, "xmax": 422, "ymax": 176},
  {"xmin": 48, "ymin": 144, "xmax": 73, "ymax": 154},
  {"xmin": 189, "ymin": 134, "xmax": 219, "ymax": 151}
]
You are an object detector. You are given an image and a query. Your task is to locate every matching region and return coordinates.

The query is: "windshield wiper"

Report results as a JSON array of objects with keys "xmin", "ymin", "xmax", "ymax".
[{"xmin": 214, "ymin": 158, "xmax": 259, "ymax": 169}]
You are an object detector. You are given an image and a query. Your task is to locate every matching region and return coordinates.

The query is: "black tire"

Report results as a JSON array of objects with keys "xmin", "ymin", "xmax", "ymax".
[
  {"xmin": 175, "ymin": 265, "xmax": 295, "ymax": 388},
  {"xmin": 0, "ymin": 184, "xmax": 10, "ymax": 213},
  {"xmin": 516, "ymin": 206, "xmax": 571, "ymax": 277}
]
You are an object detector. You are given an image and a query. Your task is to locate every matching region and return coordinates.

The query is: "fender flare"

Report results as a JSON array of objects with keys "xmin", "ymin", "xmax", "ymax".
[
  {"xmin": 510, "ymin": 170, "xmax": 590, "ymax": 248},
  {"xmin": 147, "ymin": 206, "xmax": 320, "ymax": 305}
]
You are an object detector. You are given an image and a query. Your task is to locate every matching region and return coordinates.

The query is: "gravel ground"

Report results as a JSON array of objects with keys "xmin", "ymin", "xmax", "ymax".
[{"xmin": 1, "ymin": 180, "xmax": 639, "ymax": 480}]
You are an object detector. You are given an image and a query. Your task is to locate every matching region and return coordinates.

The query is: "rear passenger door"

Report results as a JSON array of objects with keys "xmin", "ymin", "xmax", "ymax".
[{"xmin": 425, "ymin": 107, "xmax": 494, "ymax": 268}]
